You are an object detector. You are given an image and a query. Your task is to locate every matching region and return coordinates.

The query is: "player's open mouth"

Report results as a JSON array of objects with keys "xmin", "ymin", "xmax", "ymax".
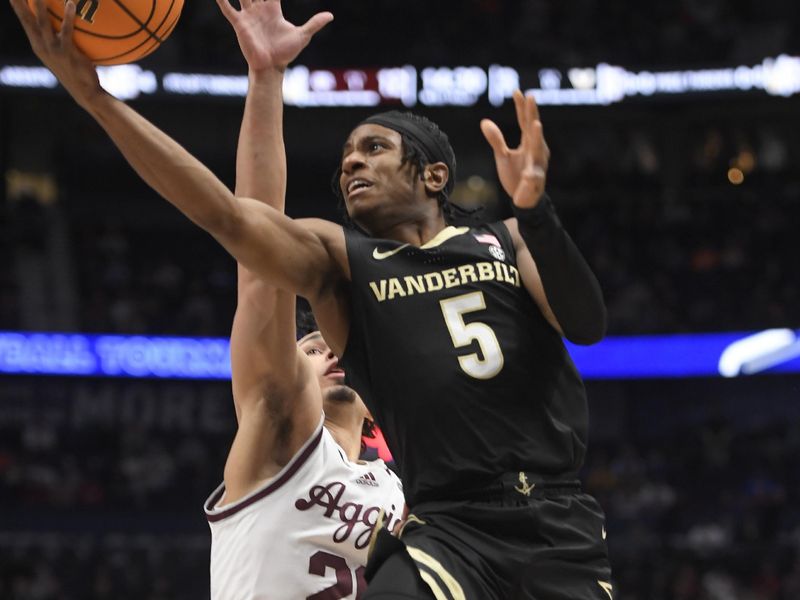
[{"xmin": 346, "ymin": 178, "xmax": 373, "ymax": 198}]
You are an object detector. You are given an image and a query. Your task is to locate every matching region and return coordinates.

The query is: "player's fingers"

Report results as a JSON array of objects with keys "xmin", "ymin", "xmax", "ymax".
[
  {"xmin": 480, "ymin": 119, "xmax": 510, "ymax": 157},
  {"xmin": 532, "ymin": 120, "xmax": 549, "ymax": 164},
  {"xmin": 301, "ymin": 11, "xmax": 334, "ymax": 37},
  {"xmin": 525, "ymin": 94, "xmax": 541, "ymax": 125},
  {"xmin": 28, "ymin": 0, "xmax": 52, "ymax": 41},
  {"xmin": 32, "ymin": 0, "xmax": 50, "ymax": 30},
  {"xmin": 513, "ymin": 164, "xmax": 547, "ymax": 207},
  {"xmin": 240, "ymin": 0, "xmax": 253, "ymax": 10},
  {"xmin": 60, "ymin": 0, "xmax": 76, "ymax": 47}
]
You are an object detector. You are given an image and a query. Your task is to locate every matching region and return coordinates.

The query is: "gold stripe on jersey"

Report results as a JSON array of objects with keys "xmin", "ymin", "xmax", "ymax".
[
  {"xmin": 598, "ymin": 580, "xmax": 614, "ymax": 599},
  {"xmin": 369, "ymin": 261, "xmax": 522, "ymax": 303},
  {"xmin": 406, "ymin": 546, "xmax": 465, "ymax": 600},
  {"xmin": 419, "ymin": 570, "xmax": 450, "ymax": 600},
  {"xmin": 397, "ymin": 514, "xmax": 427, "ymax": 538},
  {"xmin": 420, "ymin": 226, "xmax": 470, "ymax": 249}
]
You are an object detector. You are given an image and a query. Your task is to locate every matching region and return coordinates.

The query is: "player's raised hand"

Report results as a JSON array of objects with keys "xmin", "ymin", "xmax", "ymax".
[
  {"xmin": 216, "ymin": 0, "xmax": 333, "ymax": 72},
  {"xmin": 9, "ymin": 0, "xmax": 102, "ymax": 107},
  {"xmin": 480, "ymin": 90, "xmax": 550, "ymax": 209}
]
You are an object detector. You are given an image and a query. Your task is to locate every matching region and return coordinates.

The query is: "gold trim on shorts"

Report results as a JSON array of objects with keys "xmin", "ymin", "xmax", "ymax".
[{"xmin": 406, "ymin": 545, "xmax": 466, "ymax": 600}]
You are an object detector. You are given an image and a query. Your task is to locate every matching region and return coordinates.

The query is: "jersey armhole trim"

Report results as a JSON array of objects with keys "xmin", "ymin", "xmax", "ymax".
[{"xmin": 205, "ymin": 416, "xmax": 325, "ymax": 522}]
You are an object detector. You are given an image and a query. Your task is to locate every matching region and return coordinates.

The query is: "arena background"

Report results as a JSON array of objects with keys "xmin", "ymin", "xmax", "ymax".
[{"xmin": 1, "ymin": 1, "xmax": 799, "ymax": 598}]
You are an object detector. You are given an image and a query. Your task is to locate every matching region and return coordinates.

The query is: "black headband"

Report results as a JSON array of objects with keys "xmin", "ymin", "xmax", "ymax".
[{"xmin": 360, "ymin": 112, "xmax": 455, "ymax": 196}]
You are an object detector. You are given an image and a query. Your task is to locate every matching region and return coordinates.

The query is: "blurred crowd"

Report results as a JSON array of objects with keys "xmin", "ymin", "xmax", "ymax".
[
  {"xmin": 549, "ymin": 117, "xmax": 799, "ymax": 334},
  {"xmin": 1, "ymin": 0, "xmax": 798, "ymax": 69},
  {"xmin": 3, "ymin": 114, "xmax": 797, "ymax": 337},
  {"xmin": 587, "ymin": 418, "xmax": 800, "ymax": 599},
  {"xmin": 124, "ymin": 0, "xmax": 800, "ymax": 69},
  {"xmin": 0, "ymin": 533, "xmax": 209, "ymax": 600},
  {"xmin": 0, "ymin": 424, "xmax": 224, "ymax": 512},
  {"xmin": 2, "ymin": 1, "xmax": 799, "ymax": 599},
  {"xmin": 1, "ymin": 377, "xmax": 799, "ymax": 599}
]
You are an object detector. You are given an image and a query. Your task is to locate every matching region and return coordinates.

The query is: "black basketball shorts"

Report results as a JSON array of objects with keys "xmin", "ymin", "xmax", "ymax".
[{"xmin": 366, "ymin": 475, "xmax": 613, "ymax": 600}]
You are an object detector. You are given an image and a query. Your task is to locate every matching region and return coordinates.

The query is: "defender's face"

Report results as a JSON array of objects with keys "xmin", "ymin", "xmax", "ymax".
[
  {"xmin": 339, "ymin": 124, "xmax": 422, "ymax": 230},
  {"xmin": 297, "ymin": 331, "xmax": 345, "ymax": 390},
  {"xmin": 297, "ymin": 331, "xmax": 368, "ymax": 420}
]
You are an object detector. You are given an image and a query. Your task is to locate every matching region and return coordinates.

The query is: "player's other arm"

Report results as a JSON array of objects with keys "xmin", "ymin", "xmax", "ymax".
[
  {"xmin": 506, "ymin": 215, "xmax": 606, "ymax": 345},
  {"xmin": 223, "ymin": 2, "xmax": 333, "ymax": 500},
  {"xmin": 224, "ymin": 61, "xmax": 313, "ymax": 501},
  {"xmin": 481, "ymin": 90, "xmax": 606, "ymax": 344},
  {"xmin": 225, "ymin": 290, "xmax": 320, "ymax": 500},
  {"xmin": 229, "ymin": 64, "xmax": 293, "ymax": 421},
  {"xmin": 227, "ymin": 5, "xmax": 299, "ymax": 424}
]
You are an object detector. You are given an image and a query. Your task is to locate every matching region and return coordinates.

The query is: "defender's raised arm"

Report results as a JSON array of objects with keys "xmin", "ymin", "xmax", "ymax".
[
  {"xmin": 220, "ymin": 0, "xmax": 334, "ymax": 497},
  {"xmin": 10, "ymin": 0, "xmax": 342, "ymax": 307}
]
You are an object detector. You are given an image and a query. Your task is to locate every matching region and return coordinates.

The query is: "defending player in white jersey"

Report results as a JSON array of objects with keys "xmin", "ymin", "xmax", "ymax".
[
  {"xmin": 205, "ymin": 2, "xmax": 404, "ymax": 598},
  {"xmin": 205, "ymin": 328, "xmax": 404, "ymax": 600}
]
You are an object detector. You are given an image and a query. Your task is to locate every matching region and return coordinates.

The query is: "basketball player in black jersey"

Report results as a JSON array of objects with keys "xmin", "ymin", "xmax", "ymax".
[{"xmin": 12, "ymin": 0, "xmax": 612, "ymax": 596}]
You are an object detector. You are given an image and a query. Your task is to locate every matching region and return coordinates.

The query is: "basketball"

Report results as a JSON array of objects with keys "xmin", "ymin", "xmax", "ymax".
[{"xmin": 27, "ymin": 0, "xmax": 184, "ymax": 66}]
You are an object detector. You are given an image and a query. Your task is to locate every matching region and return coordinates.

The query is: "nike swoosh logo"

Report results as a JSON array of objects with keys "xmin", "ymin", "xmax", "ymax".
[
  {"xmin": 372, "ymin": 244, "xmax": 409, "ymax": 260},
  {"xmin": 602, "ymin": 526, "xmax": 607, "ymax": 540},
  {"xmin": 598, "ymin": 581, "xmax": 613, "ymax": 599}
]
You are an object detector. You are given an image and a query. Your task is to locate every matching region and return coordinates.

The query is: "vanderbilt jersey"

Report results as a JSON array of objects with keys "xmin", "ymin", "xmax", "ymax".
[
  {"xmin": 341, "ymin": 222, "xmax": 588, "ymax": 506},
  {"xmin": 205, "ymin": 417, "xmax": 404, "ymax": 600}
]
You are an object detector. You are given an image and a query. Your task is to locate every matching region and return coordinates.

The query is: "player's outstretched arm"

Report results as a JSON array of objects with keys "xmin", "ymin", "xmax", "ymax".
[
  {"xmin": 220, "ymin": 0, "xmax": 333, "ymax": 500},
  {"xmin": 10, "ymin": 0, "xmax": 344, "ymax": 305},
  {"xmin": 224, "ymin": 0, "xmax": 325, "ymax": 419},
  {"xmin": 481, "ymin": 91, "xmax": 607, "ymax": 344},
  {"xmin": 217, "ymin": 0, "xmax": 332, "ymax": 210}
]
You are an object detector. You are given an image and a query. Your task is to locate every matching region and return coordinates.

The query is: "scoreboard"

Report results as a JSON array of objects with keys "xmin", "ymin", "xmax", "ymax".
[{"xmin": 2, "ymin": 55, "xmax": 799, "ymax": 105}]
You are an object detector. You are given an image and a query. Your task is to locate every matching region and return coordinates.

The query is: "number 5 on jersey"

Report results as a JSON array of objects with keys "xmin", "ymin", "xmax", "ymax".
[{"xmin": 440, "ymin": 291, "xmax": 504, "ymax": 379}]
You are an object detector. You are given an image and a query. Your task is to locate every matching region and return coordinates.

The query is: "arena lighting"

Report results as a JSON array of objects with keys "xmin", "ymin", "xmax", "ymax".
[
  {"xmin": 718, "ymin": 329, "xmax": 800, "ymax": 377},
  {"xmin": 1, "ymin": 330, "xmax": 799, "ymax": 380},
  {"xmin": 0, "ymin": 333, "xmax": 230, "ymax": 379},
  {"xmin": 1, "ymin": 55, "xmax": 799, "ymax": 106}
]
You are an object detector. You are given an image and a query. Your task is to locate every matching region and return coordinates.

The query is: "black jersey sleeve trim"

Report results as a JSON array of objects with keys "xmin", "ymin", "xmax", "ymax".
[{"xmin": 512, "ymin": 195, "xmax": 607, "ymax": 345}]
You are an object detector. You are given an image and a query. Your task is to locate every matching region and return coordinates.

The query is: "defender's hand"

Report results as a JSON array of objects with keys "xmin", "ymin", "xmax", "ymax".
[
  {"xmin": 480, "ymin": 90, "xmax": 550, "ymax": 209},
  {"xmin": 216, "ymin": 0, "xmax": 333, "ymax": 72},
  {"xmin": 10, "ymin": 0, "xmax": 104, "ymax": 108}
]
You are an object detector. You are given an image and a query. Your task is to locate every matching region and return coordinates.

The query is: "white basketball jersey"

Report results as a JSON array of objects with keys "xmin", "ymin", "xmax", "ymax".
[{"xmin": 205, "ymin": 417, "xmax": 405, "ymax": 600}]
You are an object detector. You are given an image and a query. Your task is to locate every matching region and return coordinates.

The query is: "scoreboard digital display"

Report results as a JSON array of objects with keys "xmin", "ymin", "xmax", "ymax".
[{"xmin": 2, "ymin": 55, "xmax": 799, "ymax": 105}]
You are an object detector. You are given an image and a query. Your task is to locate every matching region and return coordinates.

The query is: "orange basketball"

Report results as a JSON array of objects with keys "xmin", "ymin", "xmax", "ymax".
[{"xmin": 28, "ymin": 0, "xmax": 184, "ymax": 66}]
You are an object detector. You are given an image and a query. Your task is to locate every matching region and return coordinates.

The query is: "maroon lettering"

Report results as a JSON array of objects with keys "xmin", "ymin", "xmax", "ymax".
[
  {"xmin": 355, "ymin": 506, "xmax": 381, "ymax": 549},
  {"xmin": 355, "ymin": 566, "xmax": 366, "ymax": 598},
  {"xmin": 295, "ymin": 482, "xmax": 397, "ymax": 549},
  {"xmin": 295, "ymin": 481, "xmax": 347, "ymax": 519},
  {"xmin": 307, "ymin": 551, "xmax": 353, "ymax": 600}
]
